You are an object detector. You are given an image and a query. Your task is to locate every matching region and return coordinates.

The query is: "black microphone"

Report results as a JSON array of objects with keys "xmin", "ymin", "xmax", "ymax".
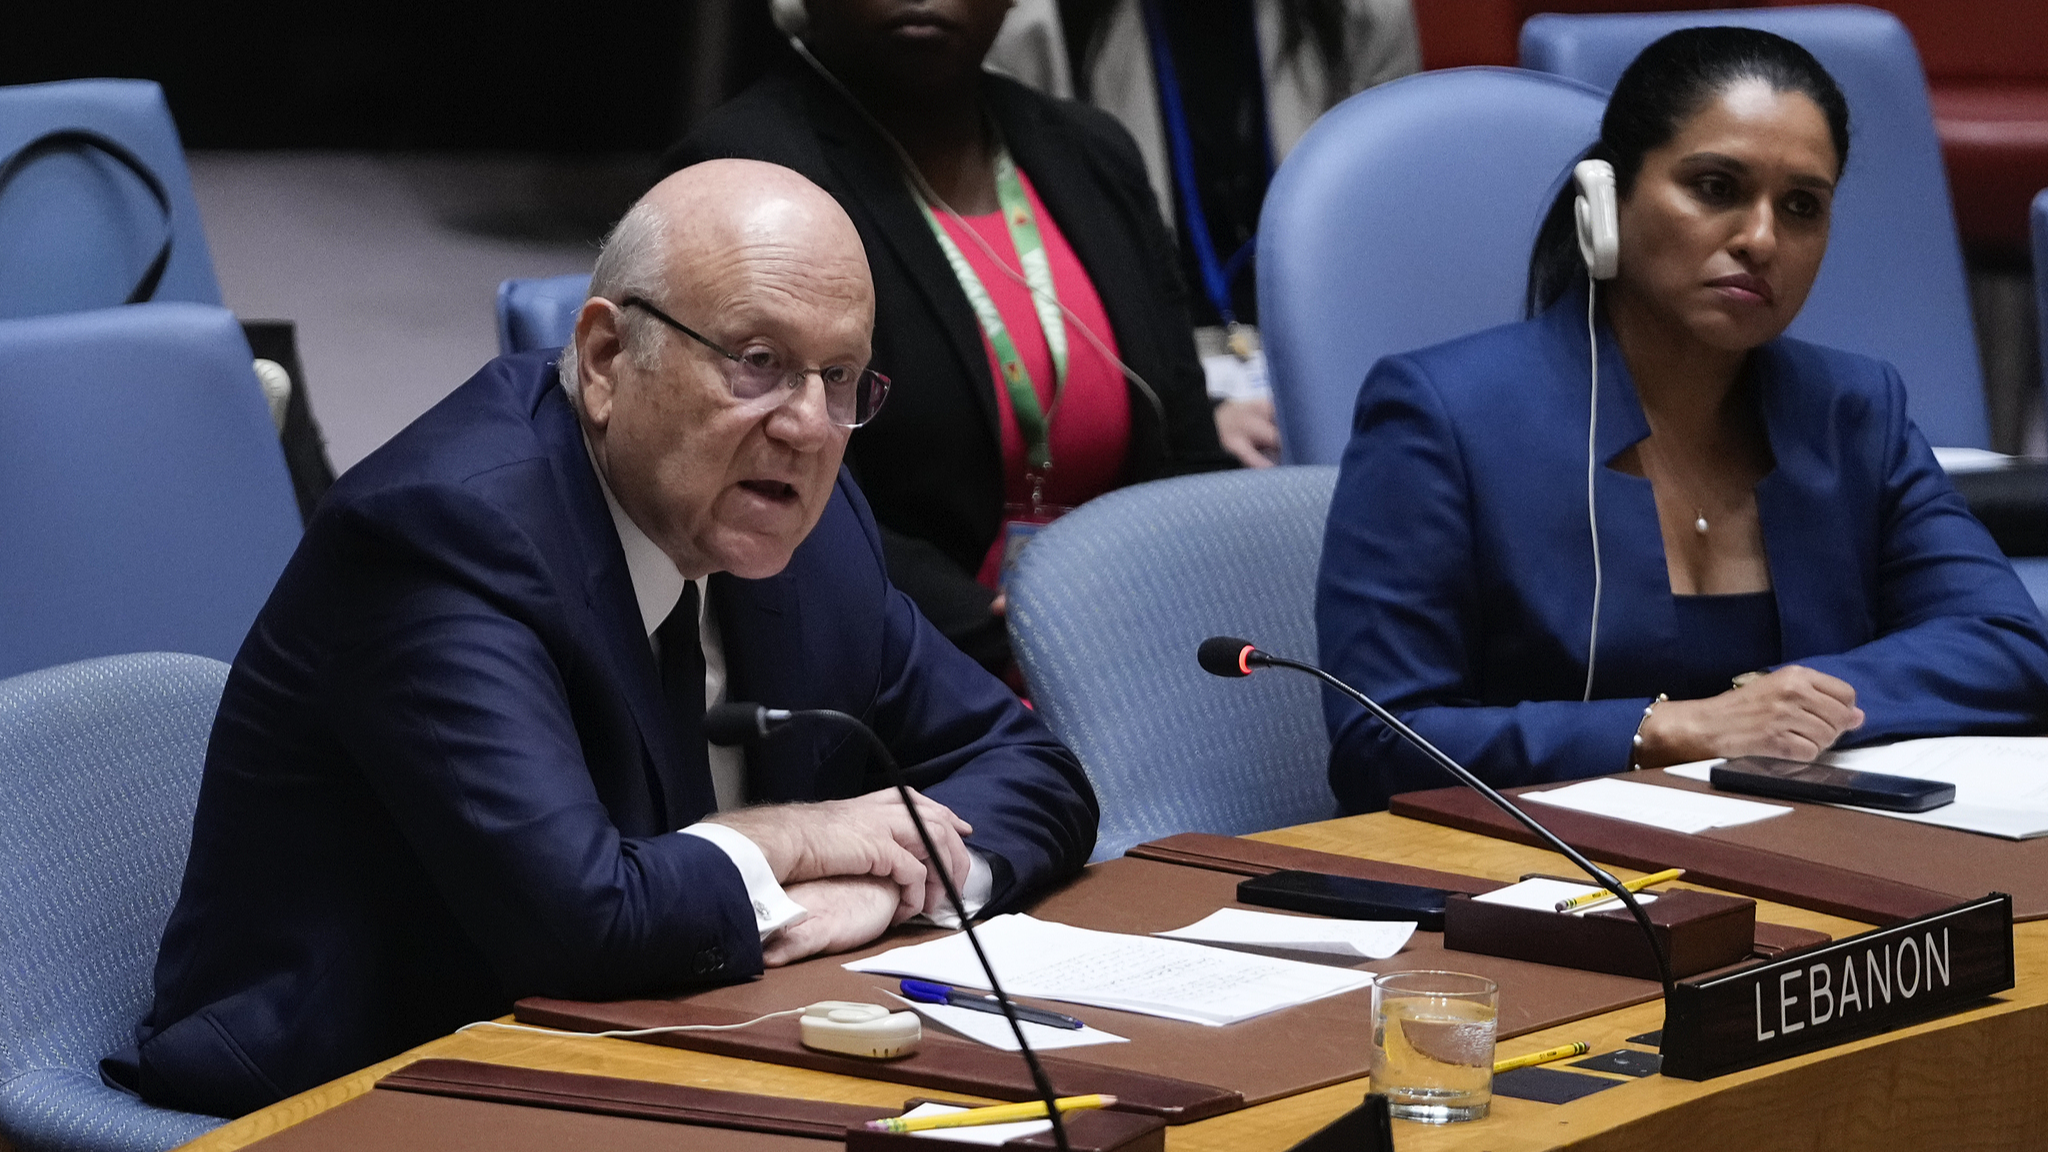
[
  {"xmin": 1196, "ymin": 636, "xmax": 1260, "ymax": 679},
  {"xmin": 707, "ymin": 703, "xmax": 1073, "ymax": 1151},
  {"xmin": 1198, "ymin": 637, "xmax": 1678, "ymax": 1015}
]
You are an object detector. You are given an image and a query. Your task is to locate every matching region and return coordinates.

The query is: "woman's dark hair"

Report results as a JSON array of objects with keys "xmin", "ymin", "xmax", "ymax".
[{"xmin": 1525, "ymin": 26, "xmax": 1852, "ymax": 316}]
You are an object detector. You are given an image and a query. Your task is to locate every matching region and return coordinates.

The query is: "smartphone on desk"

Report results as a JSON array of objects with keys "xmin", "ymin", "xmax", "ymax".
[
  {"xmin": 1710, "ymin": 756, "xmax": 1955, "ymax": 813},
  {"xmin": 1237, "ymin": 870, "xmax": 1453, "ymax": 930}
]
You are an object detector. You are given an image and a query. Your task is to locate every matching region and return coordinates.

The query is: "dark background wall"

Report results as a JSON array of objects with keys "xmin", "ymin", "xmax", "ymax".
[{"xmin": 3, "ymin": 0, "xmax": 787, "ymax": 150}]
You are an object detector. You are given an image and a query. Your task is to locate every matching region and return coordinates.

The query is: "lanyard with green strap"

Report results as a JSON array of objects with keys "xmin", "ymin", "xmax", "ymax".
[{"xmin": 916, "ymin": 144, "xmax": 1069, "ymax": 476}]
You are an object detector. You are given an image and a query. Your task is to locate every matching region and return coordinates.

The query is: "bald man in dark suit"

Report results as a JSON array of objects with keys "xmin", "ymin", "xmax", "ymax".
[{"xmin": 108, "ymin": 161, "xmax": 1096, "ymax": 1118}]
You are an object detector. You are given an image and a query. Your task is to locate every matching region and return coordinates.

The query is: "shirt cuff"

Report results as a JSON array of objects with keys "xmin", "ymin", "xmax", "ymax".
[
  {"xmin": 679, "ymin": 822, "xmax": 809, "ymax": 939},
  {"xmin": 921, "ymin": 849, "xmax": 995, "ymax": 930}
]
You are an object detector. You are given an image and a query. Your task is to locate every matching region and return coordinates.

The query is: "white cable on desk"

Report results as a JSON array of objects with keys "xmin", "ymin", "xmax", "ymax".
[{"xmin": 457, "ymin": 1008, "xmax": 802, "ymax": 1040}]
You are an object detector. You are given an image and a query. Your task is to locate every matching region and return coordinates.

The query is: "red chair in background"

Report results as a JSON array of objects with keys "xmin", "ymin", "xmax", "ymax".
[
  {"xmin": 1410, "ymin": 0, "xmax": 1756, "ymax": 71},
  {"xmin": 1864, "ymin": 0, "xmax": 2048, "ymax": 263}
]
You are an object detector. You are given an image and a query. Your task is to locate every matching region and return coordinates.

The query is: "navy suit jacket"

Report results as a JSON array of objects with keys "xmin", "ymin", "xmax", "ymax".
[
  {"xmin": 120, "ymin": 351, "xmax": 1096, "ymax": 1116},
  {"xmin": 1318, "ymin": 288, "xmax": 2048, "ymax": 813}
]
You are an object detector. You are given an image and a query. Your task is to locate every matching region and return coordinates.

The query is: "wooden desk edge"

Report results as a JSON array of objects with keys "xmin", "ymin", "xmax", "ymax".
[{"xmin": 175, "ymin": 811, "xmax": 2045, "ymax": 1151}]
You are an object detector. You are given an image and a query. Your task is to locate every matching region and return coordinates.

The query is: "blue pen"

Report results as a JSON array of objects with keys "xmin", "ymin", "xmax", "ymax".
[{"xmin": 899, "ymin": 978, "xmax": 1086, "ymax": 1030}]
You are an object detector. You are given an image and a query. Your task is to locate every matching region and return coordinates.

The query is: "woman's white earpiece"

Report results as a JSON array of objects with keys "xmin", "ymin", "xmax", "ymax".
[
  {"xmin": 769, "ymin": 0, "xmax": 807, "ymax": 36},
  {"xmin": 1572, "ymin": 159, "xmax": 1617, "ymax": 699},
  {"xmin": 1573, "ymin": 159, "xmax": 1620, "ymax": 281}
]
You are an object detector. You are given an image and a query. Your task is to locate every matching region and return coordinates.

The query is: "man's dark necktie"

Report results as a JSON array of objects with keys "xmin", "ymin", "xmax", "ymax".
[{"xmin": 654, "ymin": 581, "xmax": 716, "ymax": 827}]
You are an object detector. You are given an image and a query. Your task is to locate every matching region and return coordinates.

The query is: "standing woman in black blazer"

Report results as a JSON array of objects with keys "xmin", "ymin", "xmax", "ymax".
[{"xmin": 666, "ymin": 0, "xmax": 1234, "ymax": 674}]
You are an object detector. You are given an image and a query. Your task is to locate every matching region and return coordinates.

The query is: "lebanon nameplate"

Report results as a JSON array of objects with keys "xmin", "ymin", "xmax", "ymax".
[{"xmin": 1661, "ymin": 893, "xmax": 2014, "ymax": 1081}]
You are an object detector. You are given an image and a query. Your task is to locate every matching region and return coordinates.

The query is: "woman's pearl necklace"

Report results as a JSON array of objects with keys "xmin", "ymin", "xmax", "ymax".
[{"xmin": 1694, "ymin": 509, "xmax": 1709, "ymax": 535}]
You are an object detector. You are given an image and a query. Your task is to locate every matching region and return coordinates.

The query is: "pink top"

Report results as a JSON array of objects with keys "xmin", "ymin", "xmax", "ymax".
[{"xmin": 935, "ymin": 169, "xmax": 1131, "ymax": 587}]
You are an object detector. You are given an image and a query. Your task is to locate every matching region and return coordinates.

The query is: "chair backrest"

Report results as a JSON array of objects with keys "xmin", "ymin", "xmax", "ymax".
[
  {"xmin": 0, "ymin": 653, "xmax": 230, "ymax": 1148},
  {"xmin": 0, "ymin": 303, "xmax": 301, "ymax": 680},
  {"xmin": 1258, "ymin": 68, "xmax": 1607, "ymax": 466},
  {"xmin": 1520, "ymin": 5, "xmax": 1990, "ymax": 448},
  {"xmin": 0, "ymin": 80, "xmax": 222, "ymax": 320},
  {"xmin": 1007, "ymin": 467, "xmax": 1341, "ymax": 861},
  {"xmin": 497, "ymin": 273, "xmax": 593, "ymax": 356}
]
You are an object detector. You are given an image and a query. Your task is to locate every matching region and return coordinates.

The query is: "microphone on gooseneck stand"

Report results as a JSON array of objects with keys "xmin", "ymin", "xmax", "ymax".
[
  {"xmin": 704, "ymin": 702, "xmax": 1074, "ymax": 1152},
  {"xmin": 1196, "ymin": 637, "xmax": 1679, "ymax": 1016}
]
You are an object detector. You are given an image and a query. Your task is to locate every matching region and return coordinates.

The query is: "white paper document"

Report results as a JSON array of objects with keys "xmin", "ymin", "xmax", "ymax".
[
  {"xmin": 1471, "ymin": 877, "xmax": 1660, "ymax": 917},
  {"xmin": 845, "ymin": 914, "xmax": 1374, "ymax": 1026},
  {"xmin": 1520, "ymin": 777, "xmax": 1792, "ymax": 833},
  {"xmin": 885, "ymin": 993, "xmax": 1128, "ymax": 1052},
  {"xmin": 898, "ymin": 1102, "xmax": 1050, "ymax": 1145},
  {"xmin": 1155, "ymin": 908, "xmax": 1416, "ymax": 958},
  {"xmin": 1665, "ymin": 736, "xmax": 2048, "ymax": 839}
]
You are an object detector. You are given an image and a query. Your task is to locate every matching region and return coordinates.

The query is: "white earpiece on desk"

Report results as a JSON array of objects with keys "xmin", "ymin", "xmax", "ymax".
[{"xmin": 799, "ymin": 1001, "xmax": 922, "ymax": 1059}]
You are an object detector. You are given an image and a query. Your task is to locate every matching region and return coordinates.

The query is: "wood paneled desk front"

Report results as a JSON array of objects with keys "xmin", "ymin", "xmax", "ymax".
[{"xmin": 175, "ymin": 811, "xmax": 2048, "ymax": 1152}]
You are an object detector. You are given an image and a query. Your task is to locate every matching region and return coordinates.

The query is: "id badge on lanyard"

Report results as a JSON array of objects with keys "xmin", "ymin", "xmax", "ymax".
[
  {"xmin": 998, "ymin": 478, "xmax": 1074, "ymax": 587},
  {"xmin": 917, "ymin": 139, "xmax": 1076, "ymax": 587}
]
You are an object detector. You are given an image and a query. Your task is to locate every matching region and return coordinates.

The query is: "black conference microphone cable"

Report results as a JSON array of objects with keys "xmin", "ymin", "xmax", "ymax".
[
  {"xmin": 704, "ymin": 703, "xmax": 1074, "ymax": 1152},
  {"xmin": 1196, "ymin": 637, "xmax": 1678, "ymax": 1015}
]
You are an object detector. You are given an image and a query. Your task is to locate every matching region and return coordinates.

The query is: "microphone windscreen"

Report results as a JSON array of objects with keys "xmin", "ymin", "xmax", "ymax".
[
  {"xmin": 1197, "ymin": 636, "xmax": 1257, "ymax": 678},
  {"xmin": 703, "ymin": 702, "xmax": 765, "ymax": 745}
]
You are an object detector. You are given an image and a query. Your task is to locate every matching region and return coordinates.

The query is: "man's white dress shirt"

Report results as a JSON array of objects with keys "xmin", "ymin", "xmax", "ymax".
[{"xmin": 585, "ymin": 444, "xmax": 989, "ymax": 942}]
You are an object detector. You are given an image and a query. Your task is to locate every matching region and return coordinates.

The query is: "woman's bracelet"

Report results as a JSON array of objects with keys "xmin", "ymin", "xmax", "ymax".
[{"xmin": 1630, "ymin": 693, "xmax": 1669, "ymax": 771}]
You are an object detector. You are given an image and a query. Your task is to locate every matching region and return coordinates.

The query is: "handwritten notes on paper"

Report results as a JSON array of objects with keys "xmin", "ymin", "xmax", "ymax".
[{"xmin": 846, "ymin": 914, "xmax": 1373, "ymax": 1026}]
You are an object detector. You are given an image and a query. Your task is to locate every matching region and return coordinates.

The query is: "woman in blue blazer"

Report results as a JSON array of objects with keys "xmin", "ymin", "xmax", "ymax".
[{"xmin": 1318, "ymin": 27, "xmax": 2048, "ymax": 813}]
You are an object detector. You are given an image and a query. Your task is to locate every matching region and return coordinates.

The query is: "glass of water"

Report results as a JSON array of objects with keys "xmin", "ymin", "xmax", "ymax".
[{"xmin": 1370, "ymin": 970, "xmax": 1499, "ymax": 1123}]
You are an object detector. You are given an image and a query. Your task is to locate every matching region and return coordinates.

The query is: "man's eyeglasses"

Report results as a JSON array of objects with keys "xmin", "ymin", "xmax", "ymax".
[{"xmin": 620, "ymin": 296, "xmax": 890, "ymax": 428}]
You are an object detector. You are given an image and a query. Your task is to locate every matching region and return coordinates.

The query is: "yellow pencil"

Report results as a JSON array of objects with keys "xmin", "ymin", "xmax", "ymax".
[
  {"xmin": 1493, "ymin": 1041, "xmax": 1590, "ymax": 1074},
  {"xmin": 1554, "ymin": 868, "xmax": 1685, "ymax": 912},
  {"xmin": 865, "ymin": 1094, "xmax": 1117, "ymax": 1133}
]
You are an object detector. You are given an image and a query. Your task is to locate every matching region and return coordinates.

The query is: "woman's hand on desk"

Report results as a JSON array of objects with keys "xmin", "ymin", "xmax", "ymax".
[
  {"xmin": 763, "ymin": 875, "xmax": 904, "ymax": 966},
  {"xmin": 1637, "ymin": 665, "xmax": 1865, "ymax": 766}
]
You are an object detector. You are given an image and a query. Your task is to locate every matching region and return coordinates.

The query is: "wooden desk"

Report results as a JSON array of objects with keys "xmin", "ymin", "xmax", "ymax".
[{"xmin": 177, "ymin": 812, "xmax": 2048, "ymax": 1152}]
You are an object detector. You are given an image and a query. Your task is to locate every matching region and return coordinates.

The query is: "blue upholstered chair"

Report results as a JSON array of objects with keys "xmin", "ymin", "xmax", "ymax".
[
  {"xmin": 2013, "ymin": 187, "xmax": 2048, "ymax": 610},
  {"xmin": 1006, "ymin": 467, "xmax": 1341, "ymax": 861},
  {"xmin": 496, "ymin": 273, "xmax": 592, "ymax": 356},
  {"xmin": 1257, "ymin": 68, "xmax": 1606, "ymax": 466},
  {"xmin": 1520, "ymin": 5, "xmax": 1989, "ymax": 450},
  {"xmin": 0, "ymin": 303, "xmax": 300, "ymax": 680},
  {"xmin": 0, "ymin": 653, "xmax": 231, "ymax": 1150},
  {"xmin": 0, "ymin": 80, "xmax": 222, "ymax": 319}
]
